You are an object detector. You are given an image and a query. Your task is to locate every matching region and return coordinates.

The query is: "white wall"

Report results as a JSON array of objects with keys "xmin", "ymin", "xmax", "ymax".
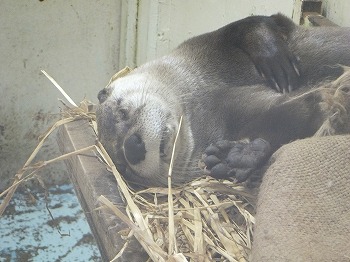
[
  {"xmin": 0, "ymin": 0, "xmax": 121, "ymax": 190},
  {"xmin": 120, "ymin": 0, "xmax": 294, "ymax": 68},
  {"xmin": 322, "ymin": 0, "xmax": 350, "ymax": 26}
]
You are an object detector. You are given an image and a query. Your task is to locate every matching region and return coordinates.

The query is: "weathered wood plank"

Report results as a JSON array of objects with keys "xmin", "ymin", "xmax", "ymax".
[
  {"xmin": 303, "ymin": 12, "xmax": 339, "ymax": 27},
  {"xmin": 57, "ymin": 120, "xmax": 147, "ymax": 261}
]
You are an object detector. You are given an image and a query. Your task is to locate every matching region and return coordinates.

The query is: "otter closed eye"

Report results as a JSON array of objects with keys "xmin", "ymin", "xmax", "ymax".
[
  {"xmin": 159, "ymin": 128, "xmax": 170, "ymax": 158},
  {"xmin": 96, "ymin": 14, "xmax": 350, "ymax": 187},
  {"xmin": 118, "ymin": 108, "xmax": 128, "ymax": 121}
]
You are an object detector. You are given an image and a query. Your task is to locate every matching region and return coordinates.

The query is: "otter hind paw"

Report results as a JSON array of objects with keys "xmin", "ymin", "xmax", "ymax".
[{"xmin": 202, "ymin": 138, "xmax": 272, "ymax": 183}]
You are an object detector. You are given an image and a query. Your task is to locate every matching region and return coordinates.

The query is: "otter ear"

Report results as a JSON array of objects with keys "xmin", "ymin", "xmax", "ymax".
[{"xmin": 97, "ymin": 87, "xmax": 111, "ymax": 103}]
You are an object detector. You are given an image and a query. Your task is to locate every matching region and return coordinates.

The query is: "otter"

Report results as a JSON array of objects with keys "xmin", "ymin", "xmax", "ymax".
[{"xmin": 96, "ymin": 14, "xmax": 350, "ymax": 186}]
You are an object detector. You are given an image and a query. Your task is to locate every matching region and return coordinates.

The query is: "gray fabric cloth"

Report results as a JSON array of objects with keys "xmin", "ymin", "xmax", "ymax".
[{"xmin": 252, "ymin": 135, "xmax": 350, "ymax": 261}]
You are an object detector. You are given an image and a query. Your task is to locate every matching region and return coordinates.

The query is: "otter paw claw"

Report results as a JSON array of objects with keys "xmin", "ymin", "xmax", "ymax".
[{"xmin": 202, "ymin": 138, "xmax": 272, "ymax": 182}]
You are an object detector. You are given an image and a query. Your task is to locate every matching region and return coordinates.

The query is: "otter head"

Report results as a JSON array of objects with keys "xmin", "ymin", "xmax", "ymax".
[{"xmin": 96, "ymin": 70, "xmax": 194, "ymax": 186}]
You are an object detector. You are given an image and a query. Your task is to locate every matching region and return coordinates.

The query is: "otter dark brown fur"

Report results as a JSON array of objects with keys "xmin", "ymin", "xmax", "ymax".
[{"xmin": 96, "ymin": 14, "xmax": 350, "ymax": 186}]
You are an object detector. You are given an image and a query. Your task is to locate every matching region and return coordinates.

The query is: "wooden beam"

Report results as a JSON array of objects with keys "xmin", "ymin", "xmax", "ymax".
[
  {"xmin": 303, "ymin": 12, "xmax": 339, "ymax": 27},
  {"xmin": 292, "ymin": 0, "xmax": 322, "ymax": 25},
  {"xmin": 57, "ymin": 120, "xmax": 147, "ymax": 261},
  {"xmin": 293, "ymin": 0, "xmax": 339, "ymax": 27}
]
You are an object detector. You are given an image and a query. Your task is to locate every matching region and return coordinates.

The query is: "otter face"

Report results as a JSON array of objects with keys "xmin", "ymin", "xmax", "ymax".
[{"xmin": 96, "ymin": 73, "xmax": 192, "ymax": 186}]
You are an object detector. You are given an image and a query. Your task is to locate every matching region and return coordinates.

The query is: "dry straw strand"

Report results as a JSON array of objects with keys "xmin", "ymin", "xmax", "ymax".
[
  {"xmin": 168, "ymin": 116, "xmax": 183, "ymax": 256},
  {"xmin": 41, "ymin": 70, "xmax": 78, "ymax": 107}
]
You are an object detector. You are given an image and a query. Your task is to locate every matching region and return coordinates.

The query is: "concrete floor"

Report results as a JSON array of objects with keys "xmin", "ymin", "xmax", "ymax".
[{"xmin": 0, "ymin": 184, "xmax": 101, "ymax": 262}]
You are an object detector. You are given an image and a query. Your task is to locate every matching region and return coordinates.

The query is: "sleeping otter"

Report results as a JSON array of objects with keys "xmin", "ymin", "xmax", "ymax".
[{"xmin": 96, "ymin": 14, "xmax": 350, "ymax": 186}]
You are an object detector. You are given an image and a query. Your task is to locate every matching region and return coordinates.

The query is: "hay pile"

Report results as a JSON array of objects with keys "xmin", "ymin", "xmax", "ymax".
[{"xmin": 99, "ymin": 154, "xmax": 255, "ymax": 261}]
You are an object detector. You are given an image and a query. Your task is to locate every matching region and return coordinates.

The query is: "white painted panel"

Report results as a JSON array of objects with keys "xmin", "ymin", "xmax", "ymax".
[
  {"xmin": 119, "ymin": 0, "xmax": 138, "ymax": 68},
  {"xmin": 323, "ymin": 0, "xmax": 350, "ymax": 26},
  {"xmin": 130, "ymin": 0, "xmax": 294, "ymax": 66}
]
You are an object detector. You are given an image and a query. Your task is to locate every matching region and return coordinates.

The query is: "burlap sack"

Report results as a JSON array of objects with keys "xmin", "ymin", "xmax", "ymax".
[{"xmin": 252, "ymin": 135, "xmax": 350, "ymax": 261}]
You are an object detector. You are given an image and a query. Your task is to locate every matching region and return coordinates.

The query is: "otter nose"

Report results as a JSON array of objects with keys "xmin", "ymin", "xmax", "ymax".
[{"xmin": 124, "ymin": 134, "xmax": 146, "ymax": 165}]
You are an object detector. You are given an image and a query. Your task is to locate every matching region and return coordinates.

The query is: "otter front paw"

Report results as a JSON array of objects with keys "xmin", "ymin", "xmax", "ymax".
[{"xmin": 201, "ymin": 138, "xmax": 272, "ymax": 182}]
